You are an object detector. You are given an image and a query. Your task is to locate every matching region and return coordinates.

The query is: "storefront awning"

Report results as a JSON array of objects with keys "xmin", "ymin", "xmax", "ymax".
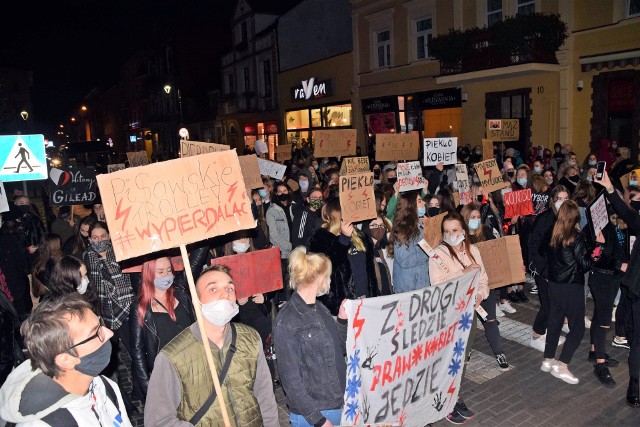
[{"xmin": 580, "ymin": 49, "xmax": 640, "ymax": 72}]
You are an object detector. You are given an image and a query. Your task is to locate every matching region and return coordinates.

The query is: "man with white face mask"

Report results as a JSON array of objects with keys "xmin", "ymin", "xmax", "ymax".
[{"xmin": 144, "ymin": 265, "xmax": 279, "ymax": 427}]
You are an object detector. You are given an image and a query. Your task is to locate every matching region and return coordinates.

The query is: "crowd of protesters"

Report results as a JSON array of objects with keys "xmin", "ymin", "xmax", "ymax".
[{"xmin": 1, "ymin": 136, "xmax": 640, "ymax": 426}]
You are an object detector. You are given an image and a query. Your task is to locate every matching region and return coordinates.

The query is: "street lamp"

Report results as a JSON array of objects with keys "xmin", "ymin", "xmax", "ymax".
[
  {"xmin": 81, "ymin": 105, "xmax": 87, "ymax": 111},
  {"xmin": 163, "ymin": 84, "xmax": 183, "ymax": 124},
  {"xmin": 20, "ymin": 111, "xmax": 28, "ymax": 120}
]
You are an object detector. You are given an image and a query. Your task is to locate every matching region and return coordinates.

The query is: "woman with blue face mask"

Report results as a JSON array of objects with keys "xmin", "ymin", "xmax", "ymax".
[{"xmin": 129, "ymin": 256, "xmax": 195, "ymax": 400}]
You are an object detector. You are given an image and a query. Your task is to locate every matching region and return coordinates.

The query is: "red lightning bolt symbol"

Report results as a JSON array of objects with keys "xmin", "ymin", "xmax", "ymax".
[
  {"xmin": 483, "ymin": 166, "xmax": 493, "ymax": 180},
  {"xmin": 362, "ymin": 188, "xmax": 368, "ymax": 198},
  {"xmin": 353, "ymin": 300, "xmax": 365, "ymax": 341},
  {"xmin": 346, "ymin": 139, "xmax": 352, "ymax": 149},
  {"xmin": 466, "ymin": 284, "xmax": 476, "ymax": 307},
  {"xmin": 448, "ymin": 380, "xmax": 456, "ymax": 398},
  {"xmin": 227, "ymin": 181, "xmax": 238, "ymax": 202},
  {"xmin": 115, "ymin": 198, "xmax": 131, "ymax": 231},
  {"xmin": 347, "ymin": 191, "xmax": 353, "ymax": 202}
]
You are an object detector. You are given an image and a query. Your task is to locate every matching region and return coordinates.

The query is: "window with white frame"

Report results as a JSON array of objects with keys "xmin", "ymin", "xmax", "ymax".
[
  {"xmin": 416, "ymin": 18, "xmax": 433, "ymax": 60},
  {"xmin": 517, "ymin": 0, "xmax": 535, "ymax": 15},
  {"xmin": 487, "ymin": 0, "xmax": 502, "ymax": 27},
  {"xmin": 629, "ymin": 0, "xmax": 640, "ymax": 17},
  {"xmin": 376, "ymin": 30, "xmax": 391, "ymax": 68}
]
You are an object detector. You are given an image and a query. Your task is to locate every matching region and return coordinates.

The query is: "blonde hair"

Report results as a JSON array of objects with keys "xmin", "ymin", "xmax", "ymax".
[
  {"xmin": 288, "ymin": 246, "xmax": 332, "ymax": 291},
  {"xmin": 321, "ymin": 198, "xmax": 366, "ymax": 252}
]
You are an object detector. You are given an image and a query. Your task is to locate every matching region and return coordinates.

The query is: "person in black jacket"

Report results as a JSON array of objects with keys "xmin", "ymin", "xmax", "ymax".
[
  {"xmin": 308, "ymin": 198, "xmax": 379, "ymax": 315},
  {"xmin": 0, "ymin": 214, "xmax": 32, "ymax": 318},
  {"xmin": 597, "ymin": 171, "xmax": 640, "ymax": 407},
  {"xmin": 542, "ymin": 200, "xmax": 605, "ymax": 385},
  {"xmin": 129, "ymin": 256, "xmax": 195, "ymax": 401},
  {"xmin": 527, "ymin": 185, "xmax": 570, "ymax": 352}
]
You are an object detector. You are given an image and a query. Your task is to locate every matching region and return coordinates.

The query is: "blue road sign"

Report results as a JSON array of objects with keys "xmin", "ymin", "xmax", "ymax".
[{"xmin": 0, "ymin": 134, "xmax": 47, "ymax": 182}]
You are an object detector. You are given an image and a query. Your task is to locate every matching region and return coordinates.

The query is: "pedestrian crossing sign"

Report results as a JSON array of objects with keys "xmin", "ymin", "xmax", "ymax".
[{"xmin": 0, "ymin": 134, "xmax": 47, "ymax": 182}]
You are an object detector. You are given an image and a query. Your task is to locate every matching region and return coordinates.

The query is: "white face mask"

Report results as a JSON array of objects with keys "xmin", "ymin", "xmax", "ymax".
[
  {"xmin": 232, "ymin": 241, "xmax": 250, "ymax": 254},
  {"xmin": 201, "ymin": 299, "xmax": 239, "ymax": 327},
  {"xmin": 554, "ymin": 200, "xmax": 565, "ymax": 211},
  {"xmin": 77, "ymin": 276, "xmax": 90, "ymax": 295},
  {"xmin": 444, "ymin": 232, "xmax": 465, "ymax": 247}
]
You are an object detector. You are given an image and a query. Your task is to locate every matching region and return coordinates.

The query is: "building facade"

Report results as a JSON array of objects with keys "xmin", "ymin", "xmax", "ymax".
[{"xmin": 351, "ymin": 0, "xmax": 640, "ymax": 162}]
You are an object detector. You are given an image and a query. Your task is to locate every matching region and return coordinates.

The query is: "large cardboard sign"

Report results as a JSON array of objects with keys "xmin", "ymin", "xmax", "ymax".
[
  {"xmin": 397, "ymin": 161, "xmax": 425, "ymax": 192},
  {"xmin": 455, "ymin": 164, "xmax": 472, "ymax": 205},
  {"xmin": 486, "ymin": 119, "xmax": 520, "ymax": 142},
  {"xmin": 48, "ymin": 167, "xmax": 98, "ymax": 206},
  {"xmin": 475, "ymin": 235, "xmax": 525, "ymax": 289},
  {"xmin": 473, "ymin": 158, "xmax": 504, "ymax": 194},
  {"xmin": 421, "ymin": 212, "xmax": 447, "ymax": 248},
  {"xmin": 423, "ymin": 138, "xmax": 457, "ymax": 166},
  {"xmin": 180, "ymin": 140, "xmax": 229, "ymax": 157},
  {"xmin": 258, "ymin": 158, "xmax": 287, "ymax": 180},
  {"xmin": 482, "ymin": 139, "xmax": 494, "ymax": 161},
  {"xmin": 587, "ymin": 191, "xmax": 609, "ymax": 238},
  {"xmin": 96, "ymin": 150, "xmax": 255, "ymax": 261},
  {"xmin": 238, "ymin": 155, "xmax": 263, "ymax": 189},
  {"xmin": 314, "ymin": 129, "xmax": 357, "ymax": 158},
  {"xmin": 340, "ymin": 270, "xmax": 478, "ymax": 426},
  {"xmin": 503, "ymin": 188, "xmax": 534, "ymax": 218},
  {"xmin": 210, "ymin": 247, "xmax": 283, "ymax": 300},
  {"xmin": 339, "ymin": 172, "xmax": 376, "ymax": 223},
  {"xmin": 275, "ymin": 145, "xmax": 292, "ymax": 162},
  {"xmin": 340, "ymin": 157, "xmax": 370, "ymax": 175},
  {"xmin": 127, "ymin": 151, "xmax": 149, "ymax": 167},
  {"xmin": 107, "ymin": 164, "xmax": 126, "ymax": 173},
  {"xmin": 0, "ymin": 182, "xmax": 9, "ymax": 213},
  {"xmin": 375, "ymin": 134, "xmax": 420, "ymax": 161}
]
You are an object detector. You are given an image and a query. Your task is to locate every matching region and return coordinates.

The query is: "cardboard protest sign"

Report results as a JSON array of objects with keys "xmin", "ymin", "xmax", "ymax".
[
  {"xmin": 287, "ymin": 179, "xmax": 300, "ymax": 192},
  {"xmin": 421, "ymin": 212, "xmax": 447, "ymax": 248},
  {"xmin": 210, "ymin": 247, "xmax": 283, "ymax": 300},
  {"xmin": 339, "ymin": 157, "xmax": 370, "ymax": 175},
  {"xmin": 238, "ymin": 155, "xmax": 263, "ymax": 189},
  {"xmin": 475, "ymin": 235, "xmax": 525, "ymax": 289},
  {"xmin": 375, "ymin": 133, "xmax": 420, "ymax": 161},
  {"xmin": 275, "ymin": 144, "xmax": 292, "ymax": 162},
  {"xmin": 314, "ymin": 129, "xmax": 357, "ymax": 158},
  {"xmin": 107, "ymin": 164, "xmax": 126, "ymax": 173},
  {"xmin": 397, "ymin": 161, "xmax": 425, "ymax": 192},
  {"xmin": 587, "ymin": 191, "xmax": 609, "ymax": 238},
  {"xmin": 0, "ymin": 182, "xmax": 9, "ymax": 213},
  {"xmin": 340, "ymin": 270, "xmax": 478, "ymax": 426},
  {"xmin": 339, "ymin": 172, "xmax": 376, "ymax": 223},
  {"xmin": 122, "ymin": 255, "xmax": 184, "ymax": 273},
  {"xmin": 473, "ymin": 158, "xmax": 504, "ymax": 194},
  {"xmin": 96, "ymin": 150, "xmax": 255, "ymax": 261},
  {"xmin": 127, "ymin": 151, "xmax": 149, "ymax": 167},
  {"xmin": 180, "ymin": 140, "xmax": 229, "ymax": 157},
  {"xmin": 482, "ymin": 139, "xmax": 494, "ymax": 160},
  {"xmin": 503, "ymin": 188, "xmax": 534, "ymax": 218},
  {"xmin": 258, "ymin": 158, "xmax": 287, "ymax": 180},
  {"xmin": 486, "ymin": 119, "xmax": 520, "ymax": 141},
  {"xmin": 423, "ymin": 137, "xmax": 457, "ymax": 166},
  {"xmin": 48, "ymin": 167, "xmax": 98, "ymax": 206},
  {"xmin": 455, "ymin": 163, "xmax": 472, "ymax": 205}
]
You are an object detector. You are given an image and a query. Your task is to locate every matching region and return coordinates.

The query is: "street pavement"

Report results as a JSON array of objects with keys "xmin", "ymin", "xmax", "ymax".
[{"xmin": 122, "ymin": 287, "xmax": 640, "ymax": 427}]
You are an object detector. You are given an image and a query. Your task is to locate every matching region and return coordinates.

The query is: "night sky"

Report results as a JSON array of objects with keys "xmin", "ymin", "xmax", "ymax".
[{"xmin": 0, "ymin": 0, "xmax": 236, "ymax": 136}]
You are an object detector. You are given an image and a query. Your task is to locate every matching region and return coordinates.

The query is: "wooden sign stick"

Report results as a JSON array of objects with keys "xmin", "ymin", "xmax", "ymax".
[{"xmin": 180, "ymin": 244, "xmax": 232, "ymax": 427}]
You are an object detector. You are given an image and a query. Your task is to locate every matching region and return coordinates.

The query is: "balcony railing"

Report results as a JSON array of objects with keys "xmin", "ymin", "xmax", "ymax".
[
  {"xmin": 430, "ymin": 13, "xmax": 567, "ymax": 76},
  {"xmin": 439, "ymin": 36, "xmax": 559, "ymax": 75}
]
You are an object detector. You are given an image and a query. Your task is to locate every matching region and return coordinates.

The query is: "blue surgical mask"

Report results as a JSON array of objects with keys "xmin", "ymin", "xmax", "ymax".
[
  {"xmin": 517, "ymin": 178, "xmax": 527, "ymax": 186},
  {"xmin": 534, "ymin": 166, "xmax": 542, "ymax": 174},
  {"xmin": 154, "ymin": 274, "xmax": 174, "ymax": 291},
  {"xmin": 468, "ymin": 219, "xmax": 481, "ymax": 230},
  {"xmin": 299, "ymin": 180, "xmax": 309, "ymax": 192},
  {"xmin": 417, "ymin": 206, "xmax": 426, "ymax": 217},
  {"xmin": 631, "ymin": 180, "xmax": 639, "ymax": 187},
  {"xmin": 258, "ymin": 189, "xmax": 268, "ymax": 198},
  {"xmin": 588, "ymin": 160, "xmax": 597, "ymax": 166}
]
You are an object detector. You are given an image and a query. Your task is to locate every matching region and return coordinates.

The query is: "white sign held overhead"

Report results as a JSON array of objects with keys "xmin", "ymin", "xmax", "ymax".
[
  {"xmin": 423, "ymin": 137, "xmax": 458, "ymax": 166},
  {"xmin": 0, "ymin": 182, "xmax": 9, "ymax": 212},
  {"xmin": 396, "ymin": 161, "xmax": 425, "ymax": 192},
  {"xmin": 258, "ymin": 158, "xmax": 287, "ymax": 180},
  {"xmin": 587, "ymin": 192, "xmax": 609, "ymax": 239},
  {"xmin": 0, "ymin": 134, "xmax": 47, "ymax": 182}
]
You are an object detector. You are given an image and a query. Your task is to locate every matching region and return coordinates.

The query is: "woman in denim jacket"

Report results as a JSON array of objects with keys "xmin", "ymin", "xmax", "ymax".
[
  {"xmin": 274, "ymin": 246, "xmax": 348, "ymax": 427},
  {"xmin": 388, "ymin": 190, "xmax": 430, "ymax": 293}
]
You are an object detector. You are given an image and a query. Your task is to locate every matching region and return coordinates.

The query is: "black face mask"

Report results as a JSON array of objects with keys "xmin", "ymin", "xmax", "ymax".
[
  {"xmin": 569, "ymin": 175, "xmax": 580, "ymax": 183},
  {"xmin": 630, "ymin": 200, "xmax": 640, "ymax": 212},
  {"xmin": 477, "ymin": 195, "xmax": 484, "ymax": 203},
  {"xmin": 277, "ymin": 193, "xmax": 291, "ymax": 204},
  {"xmin": 507, "ymin": 171, "xmax": 515, "ymax": 178},
  {"xmin": 373, "ymin": 170, "xmax": 380, "ymax": 180},
  {"xmin": 388, "ymin": 177, "xmax": 397, "ymax": 185},
  {"xmin": 427, "ymin": 207, "xmax": 441, "ymax": 217}
]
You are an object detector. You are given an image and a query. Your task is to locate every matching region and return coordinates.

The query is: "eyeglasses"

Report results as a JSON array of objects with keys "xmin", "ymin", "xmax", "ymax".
[{"xmin": 66, "ymin": 317, "xmax": 106, "ymax": 351}]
